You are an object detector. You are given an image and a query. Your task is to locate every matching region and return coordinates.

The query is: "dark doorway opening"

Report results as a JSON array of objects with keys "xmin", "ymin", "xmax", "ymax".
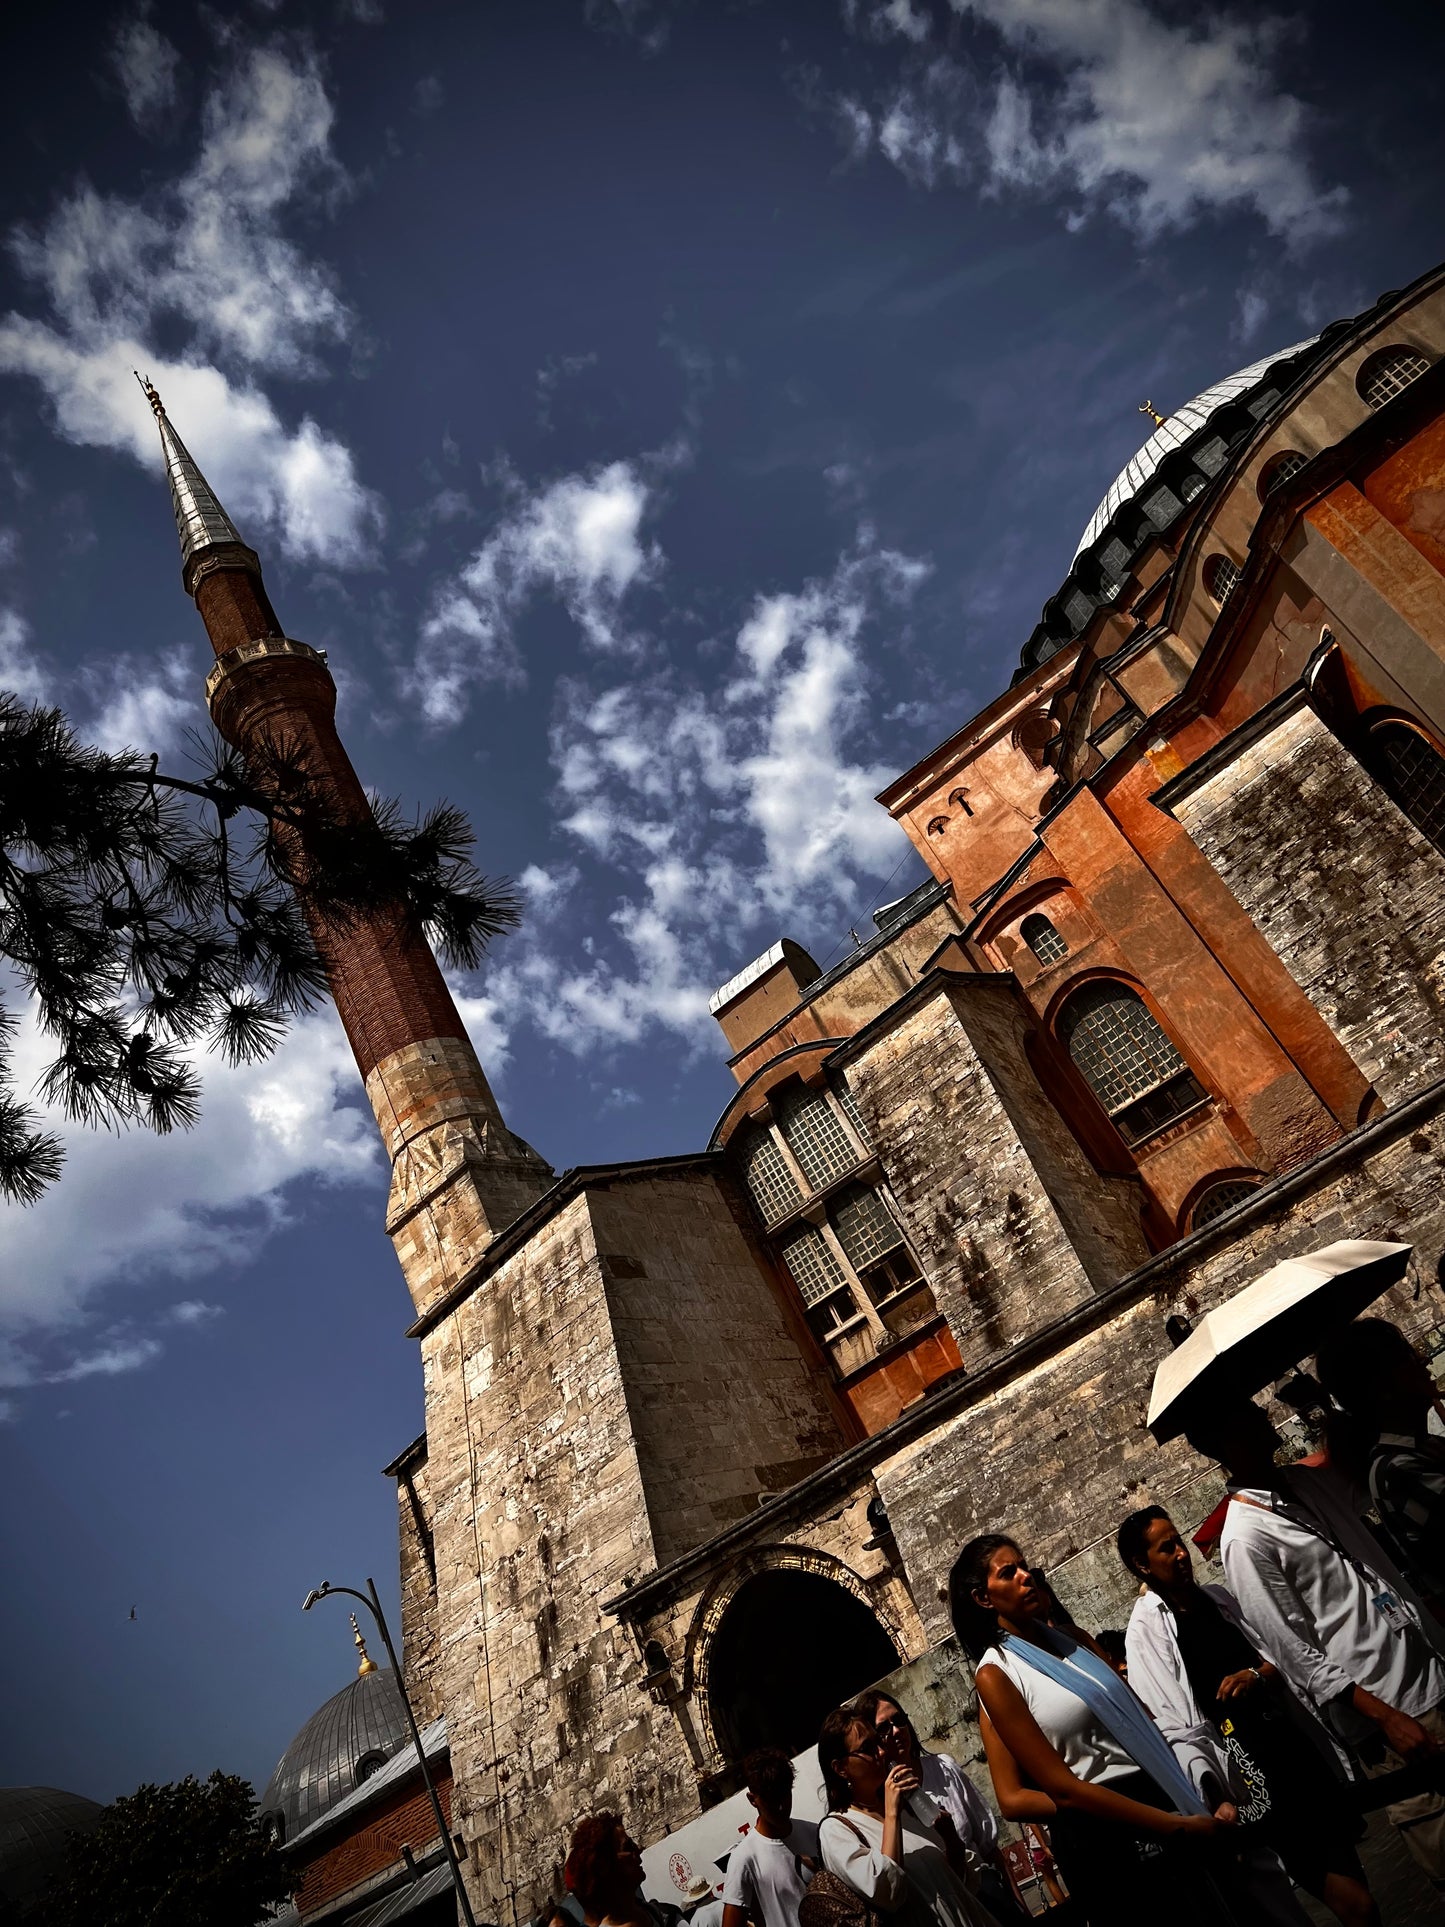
[{"xmin": 707, "ymin": 1569, "xmax": 901, "ymax": 1763}]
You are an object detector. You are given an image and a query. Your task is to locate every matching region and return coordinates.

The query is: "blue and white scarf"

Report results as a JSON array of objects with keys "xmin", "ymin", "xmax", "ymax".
[{"xmin": 1000, "ymin": 1627, "xmax": 1209, "ymax": 1817}]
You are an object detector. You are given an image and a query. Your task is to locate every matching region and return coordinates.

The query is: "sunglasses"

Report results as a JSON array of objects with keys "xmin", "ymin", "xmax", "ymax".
[
  {"xmin": 847, "ymin": 1737, "xmax": 883, "ymax": 1760},
  {"xmin": 875, "ymin": 1716, "xmax": 911, "ymax": 1736}
]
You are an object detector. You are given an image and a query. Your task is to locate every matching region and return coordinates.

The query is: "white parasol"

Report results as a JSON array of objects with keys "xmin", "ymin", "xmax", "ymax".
[{"xmin": 1147, "ymin": 1239, "xmax": 1413, "ymax": 1441}]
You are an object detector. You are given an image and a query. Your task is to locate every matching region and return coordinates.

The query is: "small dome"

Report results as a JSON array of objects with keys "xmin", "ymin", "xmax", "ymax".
[
  {"xmin": 1073, "ymin": 336, "xmax": 1318, "ymax": 560},
  {"xmin": 0, "ymin": 1786, "xmax": 104, "ymax": 1915},
  {"xmin": 260, "ymin": 1667, "xmax": 409, "ymax": 1841}
]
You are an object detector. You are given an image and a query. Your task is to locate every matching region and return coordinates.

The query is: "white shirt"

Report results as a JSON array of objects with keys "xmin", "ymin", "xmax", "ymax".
[
  {"xmin": 690, "ymin": 1903, "xmax": 725, "ymax": 1927},
  {"xmin": 1220, "ymin": 1483, "xmax": 1445, "ymax": 1721},
  {"xmin": 720, "ymin": 1821, "xmax": 818, "ymax": 1927},
  {"xmin": 1125, "ymin": 1585, "xmax": 1243, "ymax": 1801},
  {"xmin": 916, "ymin": 1753, "xmax": 998, "ymax": 1861},
  {"xmin": 978, "ymin": 1643, "xmax": 1136, "ymax": 1786},
  {"xmin": 817, "ymin": 1810, "xmax": 987, "ymax": 1927}
]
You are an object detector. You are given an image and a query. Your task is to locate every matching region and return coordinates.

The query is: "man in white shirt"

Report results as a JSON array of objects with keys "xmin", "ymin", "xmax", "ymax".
[
  {"xmin": 1184, "ymin": 1394, "xmax": 1445, "ymax": 1891},
  {"xmin": 720, "ymin": 1749, "xmax": 817, "ymax": 1927}
]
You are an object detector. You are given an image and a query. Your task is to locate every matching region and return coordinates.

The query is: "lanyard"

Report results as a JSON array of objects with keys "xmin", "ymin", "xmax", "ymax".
[{"xmin": 1229, "ymin": 1488, "xmax": 1386, "ymax": 1591}]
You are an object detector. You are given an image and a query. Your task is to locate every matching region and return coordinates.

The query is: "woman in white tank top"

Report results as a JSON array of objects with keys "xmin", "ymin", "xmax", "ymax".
[{"xmin": 949, "ymin": 1533, "xmax": 1245, "ymax": 1927}]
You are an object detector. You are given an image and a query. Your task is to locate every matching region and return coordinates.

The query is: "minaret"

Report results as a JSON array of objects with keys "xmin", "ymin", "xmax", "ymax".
[{"xmin": 139, "ymin": 379, "xmax": 552, "ymax": 1314}]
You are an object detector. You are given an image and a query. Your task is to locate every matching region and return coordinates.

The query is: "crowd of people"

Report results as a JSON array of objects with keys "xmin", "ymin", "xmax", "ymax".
[{"xmin": 549, "ymin": 1312, "xmax": 1445, "ymax": 1927}]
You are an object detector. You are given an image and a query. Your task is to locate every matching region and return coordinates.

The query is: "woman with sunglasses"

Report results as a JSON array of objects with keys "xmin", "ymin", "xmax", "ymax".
[
  {"xmin": 815, "ymin": 1706, "xmax": 996, "ymax": 1927},
  {"xmin": 854, "ymin": 1690, "xmax": 1026, "ymax": 1927},
  {"xmin": 950, "ymin": 1534, "xmax": 1248, "ymax": 1927}
]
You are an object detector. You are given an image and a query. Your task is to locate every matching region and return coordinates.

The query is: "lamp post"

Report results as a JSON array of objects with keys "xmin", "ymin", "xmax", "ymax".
[{"xmin": 302, "ymin": 1577, "xmax": 478, "ymax": 1927}]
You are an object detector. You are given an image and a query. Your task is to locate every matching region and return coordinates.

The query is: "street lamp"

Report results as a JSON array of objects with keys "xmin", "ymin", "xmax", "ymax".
[{"xmin": 302, "ymin": 1577, "xmax": 479, "ymax": 1927}]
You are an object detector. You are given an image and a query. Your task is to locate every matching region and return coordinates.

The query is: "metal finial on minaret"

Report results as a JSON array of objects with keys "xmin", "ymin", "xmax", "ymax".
[
  {"xmin": 135, "ymin": 369, "xmax": 251, "ymax": 595},
  {"xmin": 1138, "ymin": 399, "xmax": 1168, "ymax": 430},
  {"xmin": 351, "ymin": 1613, "xmax": 379, "ymax": 1676}
]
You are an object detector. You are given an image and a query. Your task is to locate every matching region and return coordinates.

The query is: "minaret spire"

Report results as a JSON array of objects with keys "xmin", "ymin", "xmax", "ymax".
[
  {"xmin": 139, "ymin": 386, "xmax": 553, "ymax": 1315},
  {"xmin": 135, "ymin": 375, "xmax": 255, "ymax": 597}
]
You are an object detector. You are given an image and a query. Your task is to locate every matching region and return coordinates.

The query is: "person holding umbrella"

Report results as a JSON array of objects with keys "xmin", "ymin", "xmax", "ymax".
[
  {"xmin": 1315, "ymin": 1316, "xmax": 1445, "ymax": 1618},
  {"xmin": 1180, "ymin": 1393, "xmax": 1445, "ymax": 1894}
]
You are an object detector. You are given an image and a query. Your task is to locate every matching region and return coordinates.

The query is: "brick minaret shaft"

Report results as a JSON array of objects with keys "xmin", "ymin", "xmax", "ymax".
[{"xmin": 141, "ymin": 381, "xmax": 552, "ymax": 1314}]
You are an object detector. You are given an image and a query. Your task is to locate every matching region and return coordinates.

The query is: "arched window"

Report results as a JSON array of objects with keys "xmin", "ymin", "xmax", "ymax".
[
  {"xmin": 260, "ymin": 1810, "xmax": 285, "ymax": 1846},
  {"xmin": 1203, "ymin": 554, "xmax": 1240, "ymax": 605},
  {"xmin": 1059, "ymin": 982, "xmax": 1208, "ymax": 1146},
  {"xmin": 1357, "ymin": 346, "xmax": 1431, "ymax": 410},
  {"xmin": 1190, "ymin": 1177, "xmax": 1261, "ymax": 1229},
  {"xmin": 1179, "ymin": 470, "xmax": 1207, "ymax": 503},
  {"xmin": 1368, "ymin": 720, "xmax": 1445, "ymax": 854},
  {"xmin": 354, "ymin": 1750, "xmax": 388, "ymax": 1785},
  {"xmin": 1020, "ymin": 913, "xmax": 1068, "ymax": 966},
  {"xmin": 1258, "ymin": 450, "xmax": 1308, "ymax": 501}
]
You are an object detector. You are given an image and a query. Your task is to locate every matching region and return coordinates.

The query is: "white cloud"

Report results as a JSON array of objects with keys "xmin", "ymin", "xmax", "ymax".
[
  {"xmin": 415, "ymin": 459, "xmax": 660, "ymax": 719},
  {"xmin": 80, "ymin": 649, "xmax": 194, "ymax": 755},
  {"xmin": 46, "ymin": 1337, "xmax": 164, "ymax": 1384},
  {"xmin": 0, "ymin": 609, "xmax": 53, "ymax": 704},
  {"xmin": 0, "ymin": 998, "xmax": 379, "ymax": 1353},
  {"xmin": 0, "ymin": 43, "xmax": 379, "ymax": 564},
  {"xmin": 471, "ymin": 536, "xmax": 929, "ymax": 1059},
  {"xmin": 169, "ymin": 1300, "xmax": 224, "ymax": 1325},
  {"xmin": 830, "ymin": 0, "xmax": 1346, "ymax": 243},
  {"xmin": 112, "ymin": 13, "xmax": 182, "ymax": 134},
  {"xmin": 844, "ymin": 0, "xmax": 933, "ymax": 44}
]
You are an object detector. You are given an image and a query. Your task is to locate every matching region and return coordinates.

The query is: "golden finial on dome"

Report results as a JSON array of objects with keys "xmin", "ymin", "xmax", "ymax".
[
  {"xmin": 351, "ymin": 1613, "xmax": 379, "ymax": 1675},
  {"xmin": 1138, "ymin": 399, "xmax": 1168, "ymax": 430}
]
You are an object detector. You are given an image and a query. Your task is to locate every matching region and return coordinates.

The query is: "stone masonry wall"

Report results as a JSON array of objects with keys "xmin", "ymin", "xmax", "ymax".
[
  {"xmin": 418, "ymin": 1188, "xmax": 696, "ymax": 1920},
  {"xmin": 875, "ymin": 1087, "xmax": 1445, "ymax": 1649},
  {"xmin": 840, "ymin": 979, "xmax": 1139, "ymax": 1370},
  {"xmin": 1174, "ymin": 699, "xmax": 1445, "ymax": 1108},
  {"xmin": 393, "ymin": 1448, "xmax": 444, "ymax": 1725},
  {"xmin": 593, "ymin": 1172, "xmax": 845, "ymax": 1563}
]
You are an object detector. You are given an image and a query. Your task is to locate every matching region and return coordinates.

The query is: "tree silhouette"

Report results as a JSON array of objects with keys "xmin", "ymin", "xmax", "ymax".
[
  {"xmin": 0, "ymin": 694, "xmax": 518, "ymax": 1204},
  {"xmin": 34, "ymin": 1772, "xmax": 295, "ymax": 1927}
]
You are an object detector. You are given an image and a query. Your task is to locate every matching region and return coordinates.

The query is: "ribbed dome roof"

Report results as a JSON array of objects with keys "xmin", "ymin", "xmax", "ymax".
[
  {"xmin": 260, "ymin": 1668, "xmax": 409, "ymax": 1840},
  {"xmin": 0, "ymin": 1786, "xmax": 104, "ymax": 1915},
  {"xmin": 1073, "ymin": 335, "xmax": 1318, "ymax": 559}
]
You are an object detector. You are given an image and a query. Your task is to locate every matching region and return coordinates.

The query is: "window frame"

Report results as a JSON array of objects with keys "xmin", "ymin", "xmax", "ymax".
[
  {"xmin": 1365, "ymin": 716, "xmax": 1445, "ymax": 856},
  {"xmin": 1356, "ymin": 345, "xmax": 1432, "ymax": 411},
  {"xmin": 1056, "ymin": 978, "xmax": 1210, "ymax": 1149}
]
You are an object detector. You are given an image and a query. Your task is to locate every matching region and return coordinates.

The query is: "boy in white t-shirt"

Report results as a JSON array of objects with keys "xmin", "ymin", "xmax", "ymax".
[{"xmin": 720, "ymin": 1749, "xmax": 818, "ymax": 1927}]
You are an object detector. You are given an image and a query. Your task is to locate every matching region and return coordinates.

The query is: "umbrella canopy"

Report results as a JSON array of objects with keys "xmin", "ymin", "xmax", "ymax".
[{"xmin": 1148, "ymin": 1239, "xmax": 1413, "ymax": 1441}]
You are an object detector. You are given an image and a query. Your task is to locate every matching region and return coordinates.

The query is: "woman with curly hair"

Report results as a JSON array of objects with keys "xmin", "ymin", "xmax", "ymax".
[{"xmin": 564, "ymin": 1812, "xmax": 655, "ymax": 1927}]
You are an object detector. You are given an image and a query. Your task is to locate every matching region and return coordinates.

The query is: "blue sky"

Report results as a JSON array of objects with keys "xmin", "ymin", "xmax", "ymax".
[{"xmin": 1, "ymin": 0, "xmax": 1442, "ymax": 1804}]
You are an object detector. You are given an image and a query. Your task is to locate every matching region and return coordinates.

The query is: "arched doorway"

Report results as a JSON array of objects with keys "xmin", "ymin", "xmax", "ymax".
[{"xmin": 705, "ymin": 1569, "xmax": 901, "ymax": 1763}]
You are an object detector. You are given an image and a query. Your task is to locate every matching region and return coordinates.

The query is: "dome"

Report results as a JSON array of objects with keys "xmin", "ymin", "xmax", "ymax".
[
  {"xmin": 0, "ymin": 1786, "xmax": 104, "ymax": 1915},
  {"xmin": 1072, "ymin": 335, "xmax": 1319, "ymax": 559},
  {"xmin": 260, "ymin": 1667, "xmax": 410, "ymax": 1841}
]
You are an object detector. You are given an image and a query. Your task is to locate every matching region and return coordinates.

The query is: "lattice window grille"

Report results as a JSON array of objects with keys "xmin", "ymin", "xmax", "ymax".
[
  {"xmin": 1020, "ymin": 914, "xmax": 1069, "ymax": 966},
  {"xmin": 739, "ymin": 1126, "xmax": 802, "ymax": 1225},
  {"xmin": 1191, "ymin": 1179, "xmax": 1260, "ymax": 1229},
  {"xmin": 1358, "ymin": 347, "xmax": 1431, "ymax": 411},
  {"xmin": 1372, "ymin": 723, "xmax": 1445, "ymax": 855},
  {"xmin": 775, "ymin": 1086, "xmax": 857, "ymax": 1189},
  {"xmin": 834, "ymin": 1080, "xmax": 871, "ymax": 1148},
  {"xmin": 1204, "ymin": 555, "xmax": 1240, "ymax": 606},
  {"xmin": 1260, "ymin": 450, "xmax": 1308, "ymax": 498},
  {"xmin": 831, "ymin": 1185, "xmax": 904, "ymax": 1272},
  {"xmin": 778, "ymin": 1223, "xmax": 850, "ymax": 1309},
  {"xmin": 1061, "ymin": 986, "xmax": 1205, "ymax": 1144}
]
